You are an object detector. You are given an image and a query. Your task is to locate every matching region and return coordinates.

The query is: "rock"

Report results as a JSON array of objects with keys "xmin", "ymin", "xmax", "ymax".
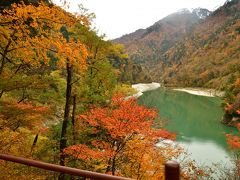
[{"xmin": 222, "ymin": 113, "xmax": 240, "ymax": 126}]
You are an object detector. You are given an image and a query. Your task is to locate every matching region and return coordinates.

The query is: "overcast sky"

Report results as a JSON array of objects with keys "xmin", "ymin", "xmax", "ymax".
[{"xmin": 53, "ymin": 0, "xmax": 227, "ymax": 39}]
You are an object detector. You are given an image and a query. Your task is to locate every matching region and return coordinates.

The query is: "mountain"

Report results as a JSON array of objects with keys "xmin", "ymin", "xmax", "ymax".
[
  {"xmin": 113, "ymin": 8, "xmax": 212, "ymax": 83},
  {"xmin": 114, "ymin": 8, "xmax": 211, "ymax": 64},
  {"xmin": 161, "ymin": 0, "xmax": 240, "ymax": 88},
  {"xmin": 192, "ymin": 8, "xmax": 211, "ymax": 19},
  {"xmin": 114, "ymin": 0, "xmax": 240, "ymax": 88}
]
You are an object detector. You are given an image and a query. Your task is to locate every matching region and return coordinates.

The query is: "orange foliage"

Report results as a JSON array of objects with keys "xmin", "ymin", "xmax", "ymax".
[
  {"xmin": 119, "ymin": 136, "xmax": 180, "ymax": 179},
  {"xmin": 226, "ymin": 133, "xmax": 240, "ymax": 149},
  {"xmin": 225, "ymin": 103, "xmax": 234, "ymax": 113},
  {"xmin": 64, "ymin": 94, "xmax": 175, "ymax": 176},
  {"xmin": 225, "ymin": 79, "xmax": 240, "ymax": 179},
  {"xmin": 237, "ymin": 109, "xmax": 240, "ymax": 115},
  {"xmin": 224, "ymin": 78, "xmax": 240, "ymax": 116},
  {"xmin": 226, "ymin": 123, "xmax": 240, "ymax": 150},
  {"xmin": 235, "ymin": 78, "xmax": 240, "ymax": 89},
  {"xmin": 0, "ymin": 100, "xmax": 50, "ymax": 131},
  {"xmin": 78, "ymin": 94, "xmax": 175, "ymax": 140},
  {"xmin": 64, "ymin": 143, "xmax": 114, "ymax": 161},
  {"xmin": 0, "ymin": 2, "xmax": 88, "ymax": 72}
]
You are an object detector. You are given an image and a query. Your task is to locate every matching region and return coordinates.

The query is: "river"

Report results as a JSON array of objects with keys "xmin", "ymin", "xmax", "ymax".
[{"xmin": 138, "ymin": 87, "xmax": 237, "ymax": 167}]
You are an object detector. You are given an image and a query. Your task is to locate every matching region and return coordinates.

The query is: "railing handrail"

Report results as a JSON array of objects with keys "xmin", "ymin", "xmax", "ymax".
[
  {"xmin": 0, "ymin": 153, "xmax": 130, "ymax": 180},
  {"xmin": 0, "ymin": 153, "xmax": 180, "ymax": 180}
]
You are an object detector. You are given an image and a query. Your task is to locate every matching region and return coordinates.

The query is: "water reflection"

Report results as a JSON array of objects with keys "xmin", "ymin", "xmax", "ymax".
[
  {"xmin": 181, "ymin": 138, "xmax": 231, "ymax": 166},
  {"xmin": 139, "ymin": 88, "xmax": 237, "ymax": 165}
]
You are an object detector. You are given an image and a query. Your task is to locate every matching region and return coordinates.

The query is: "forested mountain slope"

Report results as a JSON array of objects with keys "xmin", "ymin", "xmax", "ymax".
[
  {"xmin": 114, "ymin": 8, "xmax": 211, "ymax": 64},
  {"xmin": 162, "ymin": 0, "xmax": 240, "ymax": 88},
  {"xmin": 114, "ymin": 0, "xmax": 240, "ymax": 89}
]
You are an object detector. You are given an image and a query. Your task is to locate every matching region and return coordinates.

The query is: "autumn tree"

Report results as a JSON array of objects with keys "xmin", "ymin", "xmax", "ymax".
[
  {"xmin": 0, "ymin": 2, "xmax": 89, "ymax": 175},
  {"xmin": 64, "ymin": 94, "xmax": 175, "ymax": 177},
  {"xmin": 0, "ymin": 2, "xmax": 88, "ymax": 98},
  {"xmin": 70, "ymin": 24, "xmax": 118, "ymax": 107},
  {"xmin": 223, "ymin": 78, "xmax": 240, "ymax": 125},
  {"xmin": 0, "ymin": 0, "xmax": 52, "ymax": 10},
  {"xmin": 223, "ymin": 78, "xmax": 240, "ymax": 178},
  {"xmin": 0, "ymin": 97, "xmax": 52, "ymax": 178}
]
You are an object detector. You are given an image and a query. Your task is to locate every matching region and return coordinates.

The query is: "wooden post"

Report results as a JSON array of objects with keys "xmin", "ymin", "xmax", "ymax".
[{"xmin": 165, "ymin": 160, "xmax": 180, "ymax": 180}]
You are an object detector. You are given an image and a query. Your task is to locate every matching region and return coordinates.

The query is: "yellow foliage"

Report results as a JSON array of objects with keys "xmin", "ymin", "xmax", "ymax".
[
  {"xmin": 0, "ymin": 2, "xmax": 89, "ymax": 73},
  {"xmin": 113, "ymin": 84, "xmax": 137, "ymax": 96},
  {"xmin": 118, "ymin": 136, "xmax": 182, "ymax": 179}
]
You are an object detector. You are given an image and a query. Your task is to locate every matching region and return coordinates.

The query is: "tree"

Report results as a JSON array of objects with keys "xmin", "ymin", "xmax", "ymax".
[
  {"xmin": 69, "ymin": 24, "xmax": 128, "ymax": 107},
  {"xmin": 0, "ymin": 2, "xmax": 88, "ymax": 98},
  {"xmin": 64, "ymin": 94, "xmax": 175, "ymax": 177},
  {"xmin": 223, "ymin": 78, "xmax": 240, "ymax": 125},
  {"xmin": 0, "ymin": 0, "xmax": 52, "ymax": 12},
  {"xmin": 0, "ymin": 97, "xmax": 52, "ymax": 178},
  {"xmin": 0, "ymin": 3, "xmax": 89, "ymax": 176}
]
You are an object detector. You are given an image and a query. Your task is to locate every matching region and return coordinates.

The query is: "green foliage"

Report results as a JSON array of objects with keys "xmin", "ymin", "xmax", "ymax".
[
  {"xmin": 113, "ymin": 84, "xmax": 137, "ymax": 96},
  {"xmin": 0, "ymin": 1, "xmax": 124, "ymax": 178},
  {"xmin": 79, "ymin": 60, "xmax": 117, "ymax": 106}
]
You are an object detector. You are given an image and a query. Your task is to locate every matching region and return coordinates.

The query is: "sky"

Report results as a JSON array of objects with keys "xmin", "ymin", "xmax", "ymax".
[{"xmin": 53, "ymin": 0, "xmax": 227, "ymax": 39}]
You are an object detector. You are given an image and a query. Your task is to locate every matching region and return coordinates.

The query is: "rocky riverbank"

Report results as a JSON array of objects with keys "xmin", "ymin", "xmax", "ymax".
[
  {"xmin": 173, "ymin": 88, "xmax": 224, "ymax": 97},
  {"xmin": 131, "ymin": 82, "xmax": 161, "ymax": 98}
]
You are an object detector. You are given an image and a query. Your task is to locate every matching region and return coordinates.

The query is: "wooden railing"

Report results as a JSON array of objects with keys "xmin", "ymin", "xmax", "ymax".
[{"xmin": 0, "ymin": 153, "xmax": 180, "ymax": 180}]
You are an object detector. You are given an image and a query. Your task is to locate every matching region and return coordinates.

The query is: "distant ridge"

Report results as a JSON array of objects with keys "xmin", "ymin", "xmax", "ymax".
[{"xmin": 113, "ymin": 0, "xmax": 240, "ymax": 88}]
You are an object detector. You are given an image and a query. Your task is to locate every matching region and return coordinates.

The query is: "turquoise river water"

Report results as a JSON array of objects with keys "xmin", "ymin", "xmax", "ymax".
[{"xmin": 139, "ymin": 88, "xmax": 237, "ymax": 166}]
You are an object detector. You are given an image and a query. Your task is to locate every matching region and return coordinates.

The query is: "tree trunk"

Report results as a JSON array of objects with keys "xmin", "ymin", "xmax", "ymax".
[
  {"xmin": 30, "ymin": 134, "xmax": 39, "ymax": 155},
  {"xmin": 0, "ymin": 39, "xmax": 11, "ymax": 75},
  {"xmin": 106, "ymin": 158, "xmax": 112, "ymax": 173},
  {"xmin": 106, "ymin": 154, "xmax": 117, "ymax": 175},
  {"xmin": 111, "ymin": 156, "xmax": 116, "ymax": 175},
  {"xmin": 69, "ymin": 95, "xmax": 77, "ymax": 180},
  {"xmin": 59, "ymin": 62, "xmax": 73, "ymax": 179},
  {"xmin": 72, "ymin": 94, "xmax": 77, "ymax": 144},
  {"xmin": 0, "ymin": 90, "xmax": 4, "ymax": 99},
  {"xmin": 0, "ymin": 40, "xmax": 11, "ymax": 99}
]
